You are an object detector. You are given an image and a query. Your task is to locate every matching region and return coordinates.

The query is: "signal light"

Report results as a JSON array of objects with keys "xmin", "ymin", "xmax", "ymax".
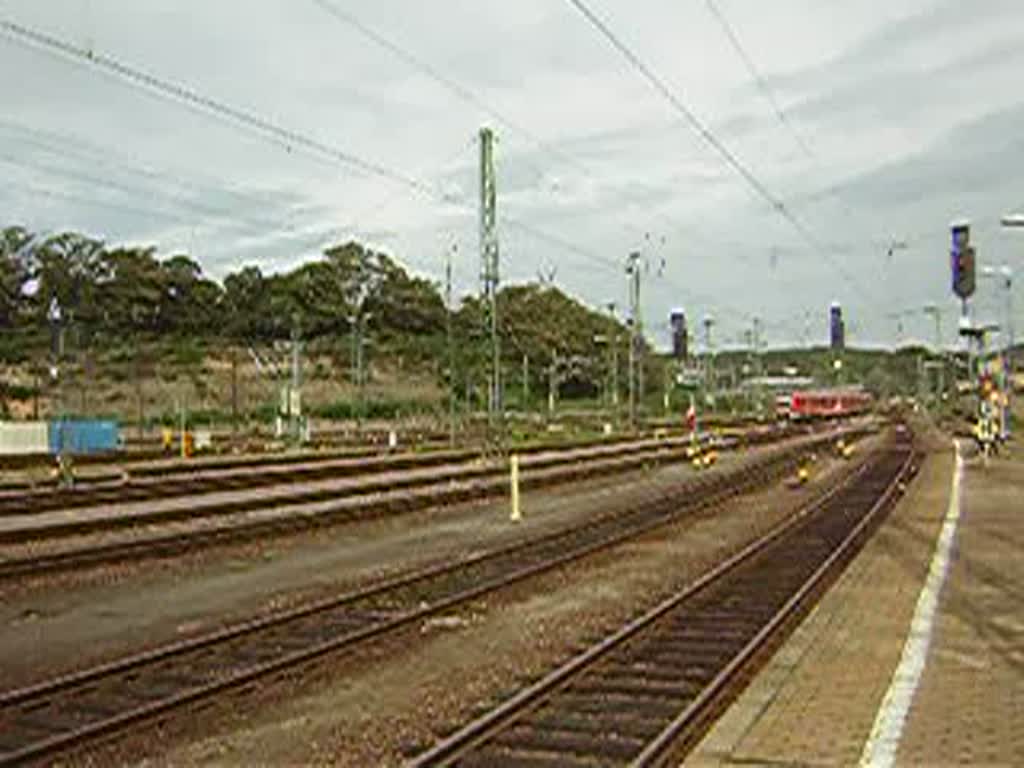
[
  {"xmin": 950, "ymin": 220, "xmax": 975, "ymax": 300},
  {"xmin": 952, "ymin": 246, "xmax": 976, "ymax": 299}
]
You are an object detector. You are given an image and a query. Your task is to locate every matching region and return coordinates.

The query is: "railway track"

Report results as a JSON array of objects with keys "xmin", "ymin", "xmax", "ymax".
[
  {"xmin": 0, "ymin": 429, "xmax": 847, "ymax": 581},
  {"xmin": 409, "ymin": 432, "xmax": 918, "ymax": 767},
  {"xmin": 0, "ymin": 436, "xmax": 720, "ymax": 541},
  {"xmin": 0, "ymin": 431, "xmax": 844, "ymax": 766},
  {"xmin": 0, "ymin": 425, "xmax": 792, "ymax": 516},
  {"xmin": 0, "ymin": 433, "xmax": 690, "ymax": 516}
]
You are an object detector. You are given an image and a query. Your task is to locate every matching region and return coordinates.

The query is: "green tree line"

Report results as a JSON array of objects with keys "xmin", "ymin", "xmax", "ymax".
[{"xmin": 1, "ymin": 226, "xmax": 636, "ymax": 406}]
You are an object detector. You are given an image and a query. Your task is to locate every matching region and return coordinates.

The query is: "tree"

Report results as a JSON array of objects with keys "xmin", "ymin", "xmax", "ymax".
[
  {"xmin": 97, "ymin": 246, "xmax": 165, "ymax": 334},
  {"xmin": 160, "ymin": 254, "xmax": 223, "ymax": 335},
  {"xmin": 222, "ymin": 265, "xmax": 269, "ymax": 341},
  {"xmin": 0, "ymin": 226, "xmax": 33, "ymax": 328},
  {"xmin": 29, "ymin": 231, "xmax": 109, "ymax": 329}
]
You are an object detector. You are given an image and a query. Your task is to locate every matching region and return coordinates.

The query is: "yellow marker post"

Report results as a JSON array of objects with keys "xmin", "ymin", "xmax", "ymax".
[{"xmin": 510, "ymin": 454, "xmax": 521, "ymax": 522}]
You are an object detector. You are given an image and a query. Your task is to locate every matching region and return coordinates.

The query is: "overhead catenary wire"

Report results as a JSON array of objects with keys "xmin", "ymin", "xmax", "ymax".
[
  {"xmin": 4, "ymin": 178, "xmax": 197, "ymax": 227},
  {"xmin": 704, "ymin": 0, "xmax": 813, "ymax": 160},
  {"xmin": 308, "ymin": 0, "xmax": 556, "ymax": 182},
  {"xmin": 4, "ymin": 178, "xmax": 357, "ymax": 268},
  {"xmin": 3, "ymin": 119, "xmax": 482, "ymax": 283},
  {"xmin": 564, "ymin": 0, "xmax": 881, "ymax": 311},
  {"xmin": 0, "ymin": 13, "xmax": 759, "ymax": 336},
  {"xmin": 307, "ymin": 0, "xmax": 759, "ymax": 257},
  {"xmin": 0, "ymin": 153, "xmax": 282, "ymax": 232},
  {"xmin": 0, "ymin": 18, "xmax": 629, "ymax": 278},
  {"xmin": 0, "ymin": 18, "xmax": 434, "ymax": 196},
  {"xmin": 0, "ymin": 117, "xmax": 288, "ymax": 216},
  {"xmin": 703, "ymin": 1, "xmax": 909, "ymax": 258}
]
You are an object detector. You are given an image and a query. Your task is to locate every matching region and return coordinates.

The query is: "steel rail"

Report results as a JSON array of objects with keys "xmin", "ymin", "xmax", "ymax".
[
  {"xmin": 0, "ymin": 429, "xmax": 849, "ymax": 580},
  {"xmin": 409, "ymin": 436, "xmax": 916, "ymax": 767},
  {"xmin": 0, "ymin": 435, "xmax": 839, "ymax": 765},
  {"xmin": 0, "ymin": 433, "xmax": 700, "ymax": 517}
]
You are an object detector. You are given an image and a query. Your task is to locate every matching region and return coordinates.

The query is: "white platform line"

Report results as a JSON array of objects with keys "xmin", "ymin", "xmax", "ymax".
[{"xmin": 858, "ymin": 441, "xmax": 964, "ymax": 767}]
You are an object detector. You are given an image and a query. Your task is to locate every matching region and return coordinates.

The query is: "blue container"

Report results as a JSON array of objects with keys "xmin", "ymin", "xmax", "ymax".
[{"xmin": 49, "ymin": 420, "xmax": 120, "ymax": 455}]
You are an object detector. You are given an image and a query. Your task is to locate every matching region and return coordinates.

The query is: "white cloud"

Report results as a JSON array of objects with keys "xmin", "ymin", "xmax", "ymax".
[{"xmin": 0, "ymin": 0, "xmax": 1021, "ymax": 348}]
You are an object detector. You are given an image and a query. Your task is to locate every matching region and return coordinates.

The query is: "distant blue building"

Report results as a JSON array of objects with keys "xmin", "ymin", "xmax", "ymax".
[
  {"xmin": 49, "ymin": 420, "xmax": 120, "ymax": 455},
  {"xmin": 829, "ymin": 302, "xmax": 845, "ymax": 350},
  {"xmin": 669, "ymin": 309, "xmax": 689, "ymax": 359}
]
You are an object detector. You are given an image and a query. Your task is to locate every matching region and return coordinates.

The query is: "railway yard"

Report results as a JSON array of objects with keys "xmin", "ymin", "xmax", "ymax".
[
  {"xmin": 0, "ymin": 416, "xmax": 1019, "ymax": 766},
  {"xmin": 4, "ymin": 1, "xmax": 1022, "ymax": 763}
]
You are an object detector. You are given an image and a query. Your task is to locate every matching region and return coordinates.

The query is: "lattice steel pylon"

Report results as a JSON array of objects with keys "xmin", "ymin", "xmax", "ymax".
[{"xmin": 479, "ymin": 127, "xmax": 501, "ymax": 423}]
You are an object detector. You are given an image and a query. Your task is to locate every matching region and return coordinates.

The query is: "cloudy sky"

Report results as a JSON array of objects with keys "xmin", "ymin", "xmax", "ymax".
[{"xmin": 1, "ymin": 0, "xmax": 1022, "ymax": 349}]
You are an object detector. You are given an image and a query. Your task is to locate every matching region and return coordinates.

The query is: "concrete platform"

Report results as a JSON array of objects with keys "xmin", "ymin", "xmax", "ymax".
[{"xmin": 691, "ymin": 433, "xmax": 1024, "ymax": 766}]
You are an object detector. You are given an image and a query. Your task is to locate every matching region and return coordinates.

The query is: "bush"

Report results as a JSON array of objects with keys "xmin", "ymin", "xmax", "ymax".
[
  {"xmin": 312, "ymin": 397, "xmax": 440, "ymax": 421},
  {"xmin": 1, "ymin": 382, "xmax": 38, "ymax": 401}
]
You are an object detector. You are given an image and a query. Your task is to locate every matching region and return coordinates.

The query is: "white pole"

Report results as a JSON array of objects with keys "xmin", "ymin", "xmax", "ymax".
[
  {"xmin": 179, "ymin": 394, "xmax": 186, "ymax": 460},
  {"xmin": 510, "ymin": 454, "xmax": 521, "ymax": 521}
]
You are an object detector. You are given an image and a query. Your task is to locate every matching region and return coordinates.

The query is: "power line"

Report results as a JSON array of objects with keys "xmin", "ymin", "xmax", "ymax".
[
  {"xmin": 0, "ymin": 117, "xmax": 286, "ymax": 216},
  {"xmin": 3, "ymin": 118, "xmax": 481, "ymax": 274},
  {"xmin": 340, "ymin": 134, "xmax": 479, "ymax": 232},
  {"xmin": 307, "ymin": 0, "xmax": 754, "ymax": 256},
  {"xmin": 0, "ymin": 14, "xmax": 763, "ymax": 336},
  {"xmin": 703, "ymin": 1, "xmax": 909, "ymax": 259},
  {"xmin": 2, "ymin": 177, "xmax": 352, "ymax": 264},
  {"xmin": 309, "ymin": 0, "xmax": 616, "ymax": 188},
  {"xmin": 564, "ymin": 0, "xmax": 880, "ymax": 310},
  {"xmin": 0, "ymin": 17, "xmax": 619, "ymax": 278},
  {"xmin": 0, "ymin": 18, "xmax": 433, "ymax": 195},
  {"xmin": 0, "ymin": 152, "xmax": 279, "ymax": 232},
  {"xmin": 503, "ymin": 217, "xmax": 761, "ymax": 335},
  {"xmin": 704, "ymin": 0, "xmax": 813, "ymax": 159},
  {"xmin": 3, "ymin": 178, "xmax": 196, "ymax": 226}
]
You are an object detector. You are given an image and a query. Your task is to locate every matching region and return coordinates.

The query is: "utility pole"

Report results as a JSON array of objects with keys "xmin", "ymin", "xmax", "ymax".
[
  {"xmin": 48, "ymin": 296, "xmax": 68, "ymax": 477},
  {"xmin": 626, "ymin": 252, "xmax": 642, "ymax": 429},
  {"xmin": 703, "ymin": 315, "xmax": 715, "ymax": 403},
  {"xmin": 290, "ymin": 313, "xmax": 302, "ymax": 445},
  {"xmin": 349, "ymin": 253, "xmax": 372, "ymax": 434},
  {"xmin": 607, "ymin": 302, "xmax": 620, "ymax": 411},
  {"xmin": 522, "ymin": 353, "xmax": 529, "ymax": 408},
  {"xmin": 32, "ymin": 364, "xmax": 40, "ymax": 420},
  {"xmin": 980, "ymin": 265, "xmax": 1013, "ymax": 437},
  {"xmin": 133, "ymin": 343, "xmax": 144, "ymax": 440},
  {"xmin": 752, "ymin": 315, "xmax": 764, "ymax": 415},
  {"xmin": 662, "ymin": 364, "xmax": 671, "ymax": 415},
  {"xmin": 548, "ymin": 349, "xmax": 559, "ymax": 415},
  {"xmin": 924, "ymin": 304, "xmax": 944, "ymax": 405},
  {"xmin": 479, "ymin": 127, "xmax": 501, "ymax": 425},
  {"xmin": 445, "ymin": 242, "xmax": 456, "ymax": 447},
  {"xmin": 350, "ymin": 315, "xmax": 359, "ymax": 389},
  {"xmin": 231, "ymin": 347, "xmax": 239, "ymax": 443},
  {"xmin": 356, "ymin": 315, "xmax": 366, "ymax": 424}
]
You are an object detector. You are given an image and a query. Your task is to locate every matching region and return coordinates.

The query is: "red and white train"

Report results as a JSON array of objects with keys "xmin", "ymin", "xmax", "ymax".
[{"xmin": 776, "ymin": 388, "xmax": 873, "ymax": 420}]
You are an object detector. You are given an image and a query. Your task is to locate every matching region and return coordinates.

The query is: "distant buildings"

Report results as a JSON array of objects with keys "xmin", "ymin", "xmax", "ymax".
[
  {"xmin": 669, "ymin": 308, "xmax": 689, "ymax": 359},
  {"xmin": 829, "ymin": 302, "xmax": 845, "ymax": 350}
]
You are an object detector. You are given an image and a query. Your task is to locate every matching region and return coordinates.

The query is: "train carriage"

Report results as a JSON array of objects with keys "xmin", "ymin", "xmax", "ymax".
[{"xmin": 788, "ymin": 388, "xmax": 872, "ymax": 420}]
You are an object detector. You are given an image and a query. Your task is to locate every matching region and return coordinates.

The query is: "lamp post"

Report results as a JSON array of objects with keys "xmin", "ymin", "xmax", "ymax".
[
  {"xmin": 980, "ymin": 266, "xmax": 1013, "ymax": 351},
  {"xmin": 923, "ymin": 304, "xmax": 945, "ymax": 405},
  {"xmin": 1002, "ymin": 213, "xmax": 1023, "ymax": 434},
  {"xmin": 593, "ymin": 333, "xmax": 609, "ymax": 409},
  {"xmin": 606, "ymin": 302, "xmax": 620, "ymax": 413},
  {"xmin": 47, "ymin": 296, "xmax": 71, "ymax": 483},
  {"xmin": 702, "ymin": 314, "xmax": 715, "ymax": 404},
  {"xmin": 1002, "ymin": 212, "xmax": 1022, "ymax": 353}
]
